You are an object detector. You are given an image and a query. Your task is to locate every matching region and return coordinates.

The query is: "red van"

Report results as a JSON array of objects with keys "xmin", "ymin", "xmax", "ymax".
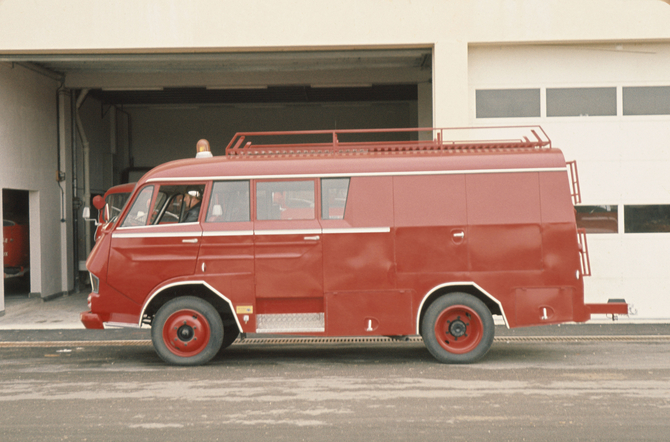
[{"xmin": 81, "ymin": 127, "xmax": 627, "ymax": 366}]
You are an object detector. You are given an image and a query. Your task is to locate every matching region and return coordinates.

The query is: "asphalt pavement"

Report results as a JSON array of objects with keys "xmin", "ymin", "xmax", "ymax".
[{"xmin": 3, "ymin": 282, "xmax": 669, "ymax": 442}]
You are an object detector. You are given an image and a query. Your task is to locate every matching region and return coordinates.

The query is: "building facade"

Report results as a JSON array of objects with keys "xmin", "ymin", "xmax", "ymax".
[{"xmin": 1, "ymin": 0, "xmax": 670, "ymax": 320}]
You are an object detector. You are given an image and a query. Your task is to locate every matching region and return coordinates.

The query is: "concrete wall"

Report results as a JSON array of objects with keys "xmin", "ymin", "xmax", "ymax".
[
  {"xmin": 1, "ymin": 1, "xmax": 670, "ymax": 50},
  {"xmin": 0, "ymin": 63, "xmax": 63, "ymax": 307}
]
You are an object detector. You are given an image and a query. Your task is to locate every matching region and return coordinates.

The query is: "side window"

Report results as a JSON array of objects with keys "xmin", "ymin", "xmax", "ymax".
[
  {"xmin": 321, "ymin": 178, "xmax": 350, "ymax": 220},
  {"xmin": 256, "ymin": 180, "xmax": 315, "ymax": 220},
  {"xmin": 153, "ymin": 191, "xmax": 181, "ymax": 224},
  {"xmin": 121, "ymin": 186, "xmax": 154, "ymax": 227},
  {"xmin": 206, "ymin": 181, "xmax": 250, "ymax": 222},
  {"xmin": 151, "ymin": 185, "xmax": 205, "ymax": 224}
]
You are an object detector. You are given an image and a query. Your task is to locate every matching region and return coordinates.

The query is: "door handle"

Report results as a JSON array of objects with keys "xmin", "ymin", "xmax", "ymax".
[
  {"xmin": 452, "ymin": 232, "xmax": 464, "ymax": 238},
  {"xmin": 304, "ymin": 235, "xmax": 320, "ymax": 241},
  {"xmin": 182, "ymin": 238, "xmax": 199, "ymax": 244}
]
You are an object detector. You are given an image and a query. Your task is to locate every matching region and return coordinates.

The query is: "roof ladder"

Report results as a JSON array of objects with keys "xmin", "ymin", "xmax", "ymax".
[{"xmin": 224, "ymin": 126, "xmax": 553, "ymax": 157}]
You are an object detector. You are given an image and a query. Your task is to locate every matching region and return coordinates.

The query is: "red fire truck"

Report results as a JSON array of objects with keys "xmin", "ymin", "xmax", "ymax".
[
  {"xmin": 81, "ymin": 127, "xmax": 627, "ymax": 366},
  {"xmin": 3, "ymin": 219, "xmax": 29, "ymax": 279}
]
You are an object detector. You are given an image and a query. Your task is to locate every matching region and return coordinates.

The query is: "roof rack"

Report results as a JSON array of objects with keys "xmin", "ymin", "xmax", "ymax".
[{"xmin": 224, "ymin": 126, "xmax": 551, "ymax": 157}]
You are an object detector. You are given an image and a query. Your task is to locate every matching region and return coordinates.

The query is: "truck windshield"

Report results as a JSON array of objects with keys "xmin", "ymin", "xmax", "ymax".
[{"xmin": 120, "ymin": 186, "xmax": 154, "ymax": 227}]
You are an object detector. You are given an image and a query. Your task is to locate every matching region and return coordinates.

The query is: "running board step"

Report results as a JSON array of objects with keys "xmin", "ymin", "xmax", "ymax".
[{"xmin": 256, "ymin": 313, "xmax": 325, "ymax": 333}]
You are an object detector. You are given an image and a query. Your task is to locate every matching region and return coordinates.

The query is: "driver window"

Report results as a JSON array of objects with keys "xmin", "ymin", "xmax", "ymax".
[
  {"xmin": 120, "ymin": 186, "xmax": 154, "ymax": 227},
  {"xmin": 151, "ymin": 184, "xmax": 206, "ymax": 225}
]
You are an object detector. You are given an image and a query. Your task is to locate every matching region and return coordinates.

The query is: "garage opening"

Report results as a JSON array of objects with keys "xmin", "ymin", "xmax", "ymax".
[
  {"xmin": 9, "ymin": 48, "xmax": 433, "ymax": 187},
  {"xmin": 3, "ymin": 48, "xmax": 433, "ymax": 288},
  {"xmin": 84, "ymin": 83, "xmax": 421, "ymax": 184}
]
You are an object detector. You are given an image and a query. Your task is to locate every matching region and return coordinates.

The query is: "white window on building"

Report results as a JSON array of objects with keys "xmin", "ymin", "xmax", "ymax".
[
  {"xmin": 623, "ymin": 86, "xmax": 670, "ymax": 116},
  {"xmin": 475, "ymin": 89, "xmax": 540, "ymax": 118},
  {"xmin": 547, "ymin": 87, "xmax": 616, "ymax": 117}
]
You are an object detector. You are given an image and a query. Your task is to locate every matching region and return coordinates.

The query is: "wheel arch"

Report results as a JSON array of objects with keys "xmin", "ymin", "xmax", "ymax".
[
  {"xmin": 416, "ymin": 282, "xmax": 507, "ymax": 335},
  {"xmin": 141, "ymin": 281, "xmax": 242, "ymax": 332}
]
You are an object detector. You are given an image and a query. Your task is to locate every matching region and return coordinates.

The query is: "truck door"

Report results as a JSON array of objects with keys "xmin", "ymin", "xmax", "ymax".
[
  {"xmin": 107, "ymin": 183, "xmax": 205, "ymax": 306},
  {"xmin": 197, "ymin": 180, "xmax": 255, "ymax": 327},
  {"xmin": 253, "ymin": 179, "xmax": 324, "ymax": 331}
]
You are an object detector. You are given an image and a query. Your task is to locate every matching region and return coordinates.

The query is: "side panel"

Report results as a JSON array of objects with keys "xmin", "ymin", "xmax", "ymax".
[
  {"xmin": 514, "ymin": 287, "xmax": 575, "ymax": 326},
  {"xmin": 198, "ymin": 223, "xmax": 255, "ymax": 329},
  {"xmin": 107, "ymin": 224, "xmax": 202, "ymax": 305},
  {"xmin": 321, "ymin": 176, "xmax": 396, "ymax": 292},
  {"xmin": 538, "ymin": 171, "xmax": 588, "ymax": 323},
  {"xmin": 468, "ymin": 224, "xmax": 543, "ymax": 272},
  {"xmin": 325, "ymin": 291, "xmax": 414, "ymax": 336},
  {"xmin": 466, "ymin": 173, "xmax": 543, "ymax": 272},
  {"xmin": 394, "ymin": 174, "xmax": 468, "ymax": 274}
]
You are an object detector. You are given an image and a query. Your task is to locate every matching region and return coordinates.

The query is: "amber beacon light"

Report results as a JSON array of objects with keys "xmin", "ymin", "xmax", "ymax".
[{"xmin": 195, "ymin": 139, "xmax": 213, "ymax": 158}]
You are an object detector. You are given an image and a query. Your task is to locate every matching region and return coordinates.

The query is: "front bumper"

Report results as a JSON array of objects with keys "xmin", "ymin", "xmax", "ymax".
[
  {"xmin": 3, "ymin": 266, "xmax": 27, "ymax": 279},
  {"xmin": 80, "ymin": 311, "xmax": 105, "ymax": 329}
]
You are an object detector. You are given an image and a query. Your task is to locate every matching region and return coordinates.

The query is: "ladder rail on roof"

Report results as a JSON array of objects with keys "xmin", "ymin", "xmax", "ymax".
[{"xmin": 224, "ymin": 126, "xmax": 552, "ymax": 156}]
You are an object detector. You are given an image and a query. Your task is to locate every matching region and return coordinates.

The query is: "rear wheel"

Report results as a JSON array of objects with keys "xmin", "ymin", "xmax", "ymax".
[
  {"xmin": 421, "ymin": 292, "xmax": 494, "ymax": 364},
  {"xmin": 152, "ymin": 296, "xmax": 223, "ymax": 366}
]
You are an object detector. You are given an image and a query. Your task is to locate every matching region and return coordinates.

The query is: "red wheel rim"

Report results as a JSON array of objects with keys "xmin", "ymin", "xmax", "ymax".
[
  {"xmin": 433, "ymin": 304, "xmax": 484, "ymax": 354},
  {"xmin": 162, "ymin": 309, "xmax": 211, "ymax": 357}
]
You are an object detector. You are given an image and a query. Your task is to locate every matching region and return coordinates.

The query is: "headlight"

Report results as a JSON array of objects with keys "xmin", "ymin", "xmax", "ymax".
[{"xmin": 90, "ymin": 273, "xmax": 100, "ymax": 294}]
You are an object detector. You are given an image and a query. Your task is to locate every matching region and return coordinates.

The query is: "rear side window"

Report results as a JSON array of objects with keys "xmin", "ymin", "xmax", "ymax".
[
  {"xmin": 321, "ymin": 178, "xmax": 350, "ymax": 220},
  {"xmin": 120, "ymin": 186, "xmax": 154, "ymax": 227},
  {"xmin": 206, "ymin": 181, "xmax": 250, "ymax": 222},
  {"xmin": 256, "ymin": 180, "xmax": 315, "ymax": 220}
]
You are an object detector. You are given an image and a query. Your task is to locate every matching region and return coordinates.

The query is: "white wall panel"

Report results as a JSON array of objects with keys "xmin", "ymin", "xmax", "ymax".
[
  {"xmin": 470, "ymin": 44, "xmax": 670, "ymax": 321},
  {"xmin": 0, "ymin": 63, "xmax": 62, "ymax": 304},
  {"xmin": 1, "ymin": 1, "xmax": 670, "ymax": 51}
]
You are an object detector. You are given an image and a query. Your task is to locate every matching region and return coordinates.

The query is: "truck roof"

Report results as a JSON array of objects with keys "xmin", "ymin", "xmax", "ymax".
[{"xmin": 138, "ymin": 126, "xmax": 568, "ymax": 185}]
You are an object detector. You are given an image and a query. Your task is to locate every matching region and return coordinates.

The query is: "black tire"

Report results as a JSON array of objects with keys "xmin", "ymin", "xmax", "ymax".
[
  {"xmin": 151, "ymin": 296, "xmax": 223, "ymax": 366},
  {"xmin": 219, "ymin": 325, "xmax": 241, "ymax": 352},
  {"xmin": 421, "ymin": 292, "xmax": 494, "ymax": 364}
]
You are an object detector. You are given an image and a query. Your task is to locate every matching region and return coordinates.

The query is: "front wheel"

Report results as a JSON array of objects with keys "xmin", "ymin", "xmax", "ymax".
[
  {"xmin": 218, "ymin": 325, "xmax": 241, "ymax": 353},
  {"xmin": 152, "ymin": 297, "xmax": 223, "ymax": 366},
  {"xmin": 421, "ymin": 293, "xmax": 494, "ymax": 364}
]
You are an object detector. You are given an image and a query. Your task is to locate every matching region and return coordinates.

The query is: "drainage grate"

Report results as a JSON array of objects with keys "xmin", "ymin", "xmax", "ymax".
[{"xmin": 1, "ymin": 335, "xmax": 669, "ymax": 348}]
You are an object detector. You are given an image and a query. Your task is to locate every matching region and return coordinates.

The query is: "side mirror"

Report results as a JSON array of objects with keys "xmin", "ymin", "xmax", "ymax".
[{"xmin": 82, "ymin": 207, "xmax": 100, "ymax": 225}]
